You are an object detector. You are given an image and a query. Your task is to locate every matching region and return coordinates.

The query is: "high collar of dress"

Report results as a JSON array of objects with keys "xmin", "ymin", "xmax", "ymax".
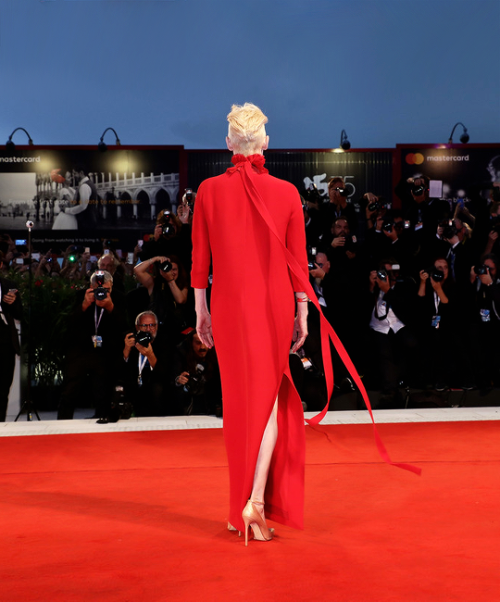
[{"xmin": 228, "ymin": 154, "xmax": 268, "ymax": 175}]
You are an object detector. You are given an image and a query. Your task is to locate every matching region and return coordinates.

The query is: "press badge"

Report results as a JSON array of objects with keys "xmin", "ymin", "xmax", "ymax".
[
  {"xmin": 480, "ymin": 309, "xmax": 491, "ymax": 323},
  {"xmin": 92, "ymin": 335, "xmax": 103, "ymax": 348},
  {"xmin": 431, "ymin": 315, "xmax": 441, "ymax": 329}
]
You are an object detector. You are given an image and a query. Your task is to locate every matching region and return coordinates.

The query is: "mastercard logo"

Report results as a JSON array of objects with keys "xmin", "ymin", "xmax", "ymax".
[{"xmin": 406, "ymin": 153, "xmax": 425, "ymax": 165}]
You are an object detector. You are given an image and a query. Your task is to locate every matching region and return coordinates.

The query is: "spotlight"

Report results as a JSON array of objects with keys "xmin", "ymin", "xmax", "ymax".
[
  {"xmin": 448, "ymin": 122, "xmax": 469, "ymax": 144},
  {"xmin": 98, "ymin": 127, "xmax": 121, "ymax": 152},
  {"xmin": 340, "ymin": 129, "xmax": 351, "ymax": 151},
  {"xmin": 6, "ymin": 127, "xmax": 34, "ymax": 151}
]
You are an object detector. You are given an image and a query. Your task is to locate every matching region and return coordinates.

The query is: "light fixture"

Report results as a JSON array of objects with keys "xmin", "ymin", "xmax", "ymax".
[
  {"xmin": 448, "ymin": 122, "xmax": 469, "ymax": 144},
  {"xmin": 340, "ymin": 129, "xmax": 351, "ymax": 151},
  {"xmin": 6, "ymin": 127, "xmax": 34, "ymax": 150},
  {"xmin": 98, "ymin": 127, "xmax": 121, "ymax": 152}
]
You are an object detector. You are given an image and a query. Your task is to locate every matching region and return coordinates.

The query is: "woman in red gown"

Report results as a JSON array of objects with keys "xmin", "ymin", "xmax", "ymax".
[{"xmin": 191, "ymin": 103, "xmax": 309, "ymax": 543}]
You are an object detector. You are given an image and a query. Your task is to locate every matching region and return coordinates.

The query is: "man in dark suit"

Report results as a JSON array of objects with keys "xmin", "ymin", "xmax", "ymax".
[
  {"xmin": 57, "ymin": 269, "xmax": 126, "ymax": 421},
  {"xmin": 0, "ymin": 252, "xmax": 22, "ymax": 421}
]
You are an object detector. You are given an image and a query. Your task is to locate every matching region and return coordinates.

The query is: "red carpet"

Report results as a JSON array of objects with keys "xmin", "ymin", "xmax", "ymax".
[{"xmin": 0, "ymin": 421, "xmax": 498, "ymax": 601}]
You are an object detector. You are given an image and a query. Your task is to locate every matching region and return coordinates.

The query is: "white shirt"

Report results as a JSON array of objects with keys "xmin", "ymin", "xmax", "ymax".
[{"xmin": 369, "ymin": 289, "xmax": 405, "ymax": 334}]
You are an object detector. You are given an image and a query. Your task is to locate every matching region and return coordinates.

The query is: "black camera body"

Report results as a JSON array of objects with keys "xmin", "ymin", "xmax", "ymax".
[
  {"xmin": 377, "ymin": 269, "xmax": 388, "ymax": 281},
  {"xmin": 424, "ymin": 266, "xmax": 445, "ymax": 282},
  {"xmin": 412, "ymin": 184, "xmax": 427, "ymax": 196},
  {"xmin": 474, "ymin": 264, "xmax": 490, "ymax": 276},
  {"xmin": 368, "ymin": 199, "xmax": 387, "ymax": 213},
  {"xmin": 183, "ymin": 364, "xmax": 205, "ymax": 394},
  {"xmin": 307, "ymin": 246, "xmax": 317, "ymax": 270},
  {"xmin": 93, "ymin": 287, "xmax": 108, "ymax": 301},
  {"xmin": 382, "ymin": 220, "xmax": 394, "ymax": 233},
  {"xmin": 134, "ymin": 331, "xmax": 153, "ymax": 347}
]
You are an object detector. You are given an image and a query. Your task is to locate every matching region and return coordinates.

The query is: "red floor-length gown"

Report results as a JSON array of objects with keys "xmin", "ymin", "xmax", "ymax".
[{"xmin": 191, "ymin": 154, "xmax": 309, "ymax": 531}]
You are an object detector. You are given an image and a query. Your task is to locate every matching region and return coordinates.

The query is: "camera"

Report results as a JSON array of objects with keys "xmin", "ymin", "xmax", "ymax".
[
  {"xmin": 424, "ymin": 266, "xmax": 445, "ymax": 282},
  {"xmin": 93, "ymin": 271, "xmax": 108, "ymax": 300},
  {"xmin": 160, "ymin": 259, "xmax": 173, "ymax": 273},
  {"xmin": 93, "ymin": 287, "xmax": 108, "ymax": 301},
  {"xmin": 162, "ymin": 224, "xmax": 175, "ymax": 237},
  {"xmin": 307, "ymin": 246, "xmax": 317, "ymax": 270},
  {"xmin": 382, "ymin": 220, "xmax": 394, "ymax": 233},
  {"xmin": 134, "ymin": 331, "xmax": 153, "ymax": 347},
  {"xmin": 411, "ymin": 184, "xmax": 427, "ymax": 196},
  {"xmin": 377, "ymin": 269, "xmax": 388, "ymax": 281},
  {"xmin": 109, "ymin": 385, "xmax": 133, "ymax": 423},
  {"xmin": 368, "ymin": 198, "xmax": 387, "ymax": 213},
  {"xmin": 474, "ymin": 264, "xmax": 490, "ymax": 276},
  {"xmin": 185, "ymin": 188, "xmax": 193, "ymax": 203},
  {"xmin": 304, "ymin": 183, "xmax": 324, "ymax": 206},
  {"xmin": 183, "ymin": 364, "xmax": 205, "ymax": 394}
]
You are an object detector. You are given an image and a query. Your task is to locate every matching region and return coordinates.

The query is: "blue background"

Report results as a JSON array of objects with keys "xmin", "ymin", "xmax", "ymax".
[{"xmin": 0, "ymin": 0, "xmax": 499, "ymax": 149}]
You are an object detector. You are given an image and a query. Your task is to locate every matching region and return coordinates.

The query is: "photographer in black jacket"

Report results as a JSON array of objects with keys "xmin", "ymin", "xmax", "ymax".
[
  {"xmin": 57, "ymin": 270, "xmax": 126, "ymax": 421},
  {"xmin": 367, "ymin": 258, "xmax": 419, "ymax": 405},
  {"xmin": 120, "ymin": 311, "xmax": 177, "ymax": 416}
]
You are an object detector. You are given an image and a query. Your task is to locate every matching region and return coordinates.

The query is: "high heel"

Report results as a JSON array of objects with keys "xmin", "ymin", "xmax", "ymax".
[
  {"xmin": 242, "ymin": 500, "xmax": 274, "ymax": 546},
  {"xmin": 227, "ymin": 522, "xmax": 241, "ymax": 536}
]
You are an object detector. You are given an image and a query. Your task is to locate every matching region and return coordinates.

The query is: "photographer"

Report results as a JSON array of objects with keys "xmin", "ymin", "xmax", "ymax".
[
  {"xmin": 318, "ymin": 177, "xmax": 358, "ymax": 241},
  {"xmin": 120, "ymin": 311, "xmax": 177, "ymax": 416},
  {"xmin": 0, "ymin": 251, "xmax": 22, "ymax": 421},
  {"xmin": 173, "ymin": 330, "xmax": 222, "ymax": 416},
  {"xmin": 366, "ymin": 258, "xmax": 419, "ymax": 405},
  {"xmin": 363, "ymin": 210, "xmax": 412, "ymax": 269},
  {"xmin": 141, "ymin": 208, "xmax": 192, "ymax": 272},
  {"xmin": 57, "ymin": 270, "xmax": 126, "ymax": 421},
  {"xmin": 416, "ymin": 258, "xmax": 466, "ymax": 390},
  {"xmin": 481, "ymin": 201, "xmax": 500, "ymax": 257},
  {"xmin": 395, "ymin": 175, "xmax": 450, "ymax": 245},
  {"xmin": 468, "ymin": 254, "xmax": 500, "ymax": 389},
  {"xmin": 133, "ymin": 254, "xmax": 191, "ymax": 342}
]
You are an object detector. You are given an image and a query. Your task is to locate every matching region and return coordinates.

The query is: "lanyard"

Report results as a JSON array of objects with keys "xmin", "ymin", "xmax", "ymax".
[
  {"xmin": 433, "ymin": 290, "xmax": 440, "ymax": 314},
  {"xmin": 94, "ymin": 306, "xmax": 104, "ymax": 335},
  {"xmin": 138, "ymin": 353, "xmax": 149, "ymax": 377}
]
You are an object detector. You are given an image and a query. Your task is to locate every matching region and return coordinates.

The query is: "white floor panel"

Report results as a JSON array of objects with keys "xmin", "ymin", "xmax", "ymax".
[{"xmin": 1, "ymin": 407, "xmax": 499, "ymax": 438}]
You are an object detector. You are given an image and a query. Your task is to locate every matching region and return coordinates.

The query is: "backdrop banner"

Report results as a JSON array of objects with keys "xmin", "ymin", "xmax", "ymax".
[
  {"xmin": 398, "ymin": 145, "xmax": 500, "ymax": 203},
  {"xmin": 187, "ymin": 149, "xmax": 394, "ymax": 218},
  {"xmin": 0, "ymin": 146, "xmax": 181, "ymax": 250}
]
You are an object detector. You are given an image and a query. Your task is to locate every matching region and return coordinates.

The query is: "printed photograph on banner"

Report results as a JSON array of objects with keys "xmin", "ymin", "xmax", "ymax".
[{"xmin": 0, "ymin": 148, "xmax": 181, "ymax": 233}]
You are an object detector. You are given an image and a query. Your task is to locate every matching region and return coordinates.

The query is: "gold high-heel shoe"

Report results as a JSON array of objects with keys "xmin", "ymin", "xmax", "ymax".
[
  {"xmin": 242, "ymin": 500, "xmax": 274, "ymax": 546},
  {"xmin": 227, "ymin": 522, "xmax": 241, "ymax": 536}
]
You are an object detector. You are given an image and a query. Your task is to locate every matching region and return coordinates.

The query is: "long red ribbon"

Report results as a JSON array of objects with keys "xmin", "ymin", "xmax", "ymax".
[{"xmin": 237, "ymin": 160, "xmax": 421, "ymax": 476}]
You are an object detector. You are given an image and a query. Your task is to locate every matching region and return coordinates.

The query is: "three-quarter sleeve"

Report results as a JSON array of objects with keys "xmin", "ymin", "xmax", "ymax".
[
  {"xmin": 191, "ymin": 183, "xmax": 212, "ymax": 289},
  {"xmin": 286, "ymin": 190, "xmax": 309, "ymax": 292}
]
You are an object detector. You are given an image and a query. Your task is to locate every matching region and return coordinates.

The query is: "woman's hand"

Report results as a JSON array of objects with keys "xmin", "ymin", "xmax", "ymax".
[
  {"xmin": 291, "ymin": 311, "xmax": 308, "ymax": 353},
  {"xmin": 419, "ymin": 269, "xmax": 429, "ymax": 282},
  {"xmin": 196, "ymin": 311, "xmax": 213, "ymax": 349}
]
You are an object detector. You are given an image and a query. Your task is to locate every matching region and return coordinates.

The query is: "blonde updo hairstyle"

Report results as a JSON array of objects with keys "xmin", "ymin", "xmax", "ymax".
[{"xmin": 226, "ymin": 103, "xmax": 269, "ymax": 156}]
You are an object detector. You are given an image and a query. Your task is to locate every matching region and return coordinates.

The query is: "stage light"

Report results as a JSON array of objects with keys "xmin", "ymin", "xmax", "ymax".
[
  {"xmin": 340, "ymin": 129, "xmax": 351, "ymax": 151},
  {"xmin": 6, "ymin": 127, "xmax": 34, "ymax": 151},
  {"xmin": 448, "ymin": 122, "xmax": 469, "ymax": 144},
  {"xmin": 98, "ymin": 127, "xmax": 122, "ymax": 152}
]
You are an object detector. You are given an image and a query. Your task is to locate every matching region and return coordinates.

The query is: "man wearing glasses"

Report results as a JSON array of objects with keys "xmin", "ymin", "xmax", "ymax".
[{"xmin": 121, "ymin": 311, "xmax": 177, "ymax": 416}]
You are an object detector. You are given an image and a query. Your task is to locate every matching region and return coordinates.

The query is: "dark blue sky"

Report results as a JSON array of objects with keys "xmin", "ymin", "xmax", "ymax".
[{"xmin": 1, "ymin": 0, "xmax": 499, "ymax": 149}]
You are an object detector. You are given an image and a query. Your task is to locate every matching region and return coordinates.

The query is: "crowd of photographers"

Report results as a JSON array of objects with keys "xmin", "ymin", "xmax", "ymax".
[{"xmin": 1, "ymin": 176, "xmax": 499, "ymax": 421}]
